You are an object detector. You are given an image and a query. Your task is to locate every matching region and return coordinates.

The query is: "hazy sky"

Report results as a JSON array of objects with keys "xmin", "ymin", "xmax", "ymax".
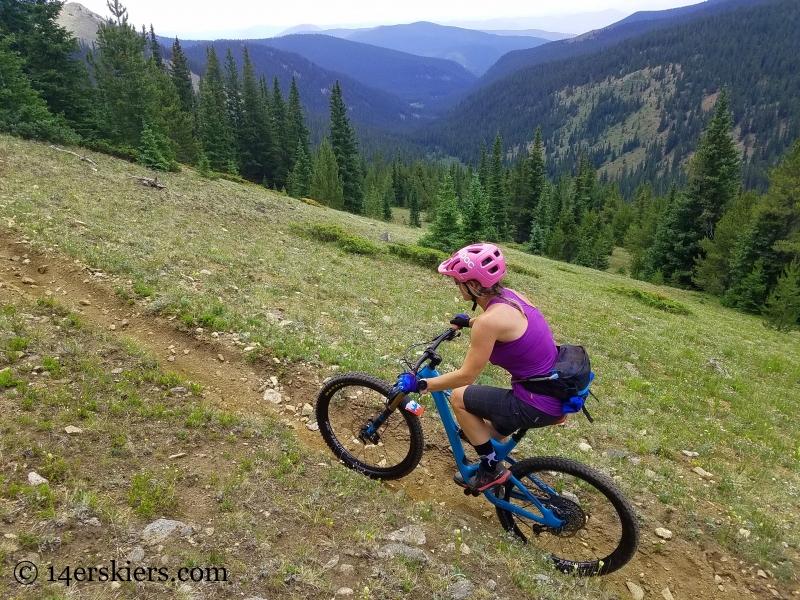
[{"xmin": 76, "ymin": 0, "xmax": 704, "ymax": 35}]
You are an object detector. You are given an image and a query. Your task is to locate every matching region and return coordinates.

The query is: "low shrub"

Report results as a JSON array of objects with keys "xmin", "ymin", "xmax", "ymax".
[
  {"xmin": 387, "ymin": 244, "xmax": 447, "ymax": 268},
  {"xmin": 507, "ymin": 262, "xmax": 541, "ymax": 278},
  {"xmin": 291, "ymin": 222, "xmax": 348, "ymax": 243},
  {"xmin": 609, "ymin": 286, "xmax": 692, "ymax": 315},
  {"xmin": 337, "ymin": 235, "xmax": 380, "ymax": 255}
]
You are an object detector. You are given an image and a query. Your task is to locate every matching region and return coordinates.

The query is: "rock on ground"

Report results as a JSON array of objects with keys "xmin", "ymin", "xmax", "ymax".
[
  {"xmin": 626, "ymin": 581, "xmax": 645, "ymax": 600},
  {"xmin": 377, "ymin": 543, "xmax": 429, "ymax": 564},
  {"xmin": 445, "ymin": 579, "xmax": 475, "ymax": 600},
  {"xmin": 386, "ymin": 524, "xmax": 426, "ymax": 546},
  {"xmin": 140, "ymin": 519, "xmax": 189, "ymax": 546}
]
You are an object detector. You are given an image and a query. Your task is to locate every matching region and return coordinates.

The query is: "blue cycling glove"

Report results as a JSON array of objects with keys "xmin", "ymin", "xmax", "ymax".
[
  {"xmin": 450, "ymin": 313, "xmax": 471, "ymax": 329},
  {"xmin": 397, "ymin": 373, "xmax": 419, "ymax": 393}
]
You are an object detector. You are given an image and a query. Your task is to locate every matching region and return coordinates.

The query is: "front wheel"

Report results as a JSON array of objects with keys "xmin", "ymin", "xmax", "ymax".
[
  {"xmin": 316, "ymin": 373, "xmax": 424, "ymax": 480},
  {"xmin": 495, "ymin": 456, "xmax": 639, "ymax": 576}
]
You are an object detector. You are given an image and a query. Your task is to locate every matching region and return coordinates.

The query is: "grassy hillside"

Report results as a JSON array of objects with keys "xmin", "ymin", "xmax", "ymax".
[{"xmin": 1, "ymin": 136, "xmax": 799, "ymax": 595}]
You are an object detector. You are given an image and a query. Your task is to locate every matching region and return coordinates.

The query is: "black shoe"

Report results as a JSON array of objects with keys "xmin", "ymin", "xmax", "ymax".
[{"xmin": 454, "ymin": 464, "xmax": 510, "ymax": 492}]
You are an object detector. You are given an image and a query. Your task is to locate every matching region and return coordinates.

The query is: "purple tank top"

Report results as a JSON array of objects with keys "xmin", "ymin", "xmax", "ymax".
[{"xmin": 486, "ymin": 290, "xmax": 562, "ymax": 416}]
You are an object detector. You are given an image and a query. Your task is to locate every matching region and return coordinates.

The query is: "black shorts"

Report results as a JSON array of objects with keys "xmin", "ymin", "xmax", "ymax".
[{"xmin": 463, "ymin": 385, "xmax": 563, "ymax": 436}]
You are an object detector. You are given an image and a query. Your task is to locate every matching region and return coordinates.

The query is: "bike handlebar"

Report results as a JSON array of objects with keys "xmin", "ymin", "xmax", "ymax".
[{"xmin": 411, "ymin": 327, "xmax": 460, "ymax": 373}]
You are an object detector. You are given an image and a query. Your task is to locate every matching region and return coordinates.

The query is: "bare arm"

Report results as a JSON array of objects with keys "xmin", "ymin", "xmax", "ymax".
[{"xmin": 421, "ymin": 317, "xmax": 497, "ymax": 392}]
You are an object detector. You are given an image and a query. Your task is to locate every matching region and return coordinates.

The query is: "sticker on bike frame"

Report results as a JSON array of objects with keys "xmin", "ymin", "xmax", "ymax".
[{"xmin": 404, "ymin": 400, "xmax": 424, "ymax": 416}]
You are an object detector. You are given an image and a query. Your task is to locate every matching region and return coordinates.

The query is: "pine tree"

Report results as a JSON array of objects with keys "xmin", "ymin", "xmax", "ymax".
[
  {"xmin": 237, "ymin": 46, "xmax": 275, "ymax": 184},
  {"xmin": 223, "ymin": 48, "xmax": 241, "ymax": 135},
  {"xmin": 138, "ymin": 124, "xmax": 171, "ymax": 171},
  {"xmin": 310, "ymin": 138, "xmax": 344, "ymax": 209},
  {"xmin": 149, "ymin": 25, "xmax": 163, "ymax": 70},
  {"xmin": 170, "ymin": 38, "xmax": 194, "ymax": 115},
  {"xmin": 287, "ymin": 141, "xmax": 312, "ymax": 199},
  {"xmin": 762, "ymin": 260, "xmax": 800, "ymax": 331},
  {"xmin": 488, "ymin": 132, "xmax": 510, "ymax": 240},
  {"xmin": 0, "ymin": 39, "xmax": 75, "ymax": 142},
  {"xmin": 461, "ymin": 175, "xmax": 495, "ymax": 245},
  {"xmin": 478, "ymin": 142, "xmax": 489, "ymax": 191},
  {"xmin": 89, "ymin": 0, "xmax": 160, "ymax": 149},
  {"xmin": 286, "ymin": 77, "xmax": 310, "ymax": 171},
  {"xmin": 691, "ymin": 88, "xmax": 741, "ymax": 239},
  {"xmin": 328, "ymin": 81, "xmax": 364, "ymax": 214},
  {"xmin": 418, "ymin": 174, "xmax": 463, "ymax": 253},
  {"xmin": 271, "ymin": 76, "xmax": 290, "ymax": 189},
  {"xmin": 196, "ymin": 46, "xmax": 236, "ymax": 172},
  {"xmin": 381, "ymin": 186, "xmax": 394, "ymax": 223},
  {"xmin": 725, "ymin": 138, "xmax": 800, "ymax": 312},
  {"xmin": 196, "ymin": 152, "xmax": 215, "ymax": 179},
  {"xmin": 0, "ymin": 0, "xmax": 95, "ymax": 136},
  {"xmin": 643, "ymin": 188, "xmax": 703, "ymax": 286},
  {"xmin": 408, "ymin": 185, "xmax": 421, "ymax": 227},
  {"xmin": 523, "ymin": 127, "xmax": 546, "ymax": 242}
]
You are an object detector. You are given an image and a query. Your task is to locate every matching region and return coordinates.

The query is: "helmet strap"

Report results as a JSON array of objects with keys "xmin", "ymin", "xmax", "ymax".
[{"xmin": 470, "ymin": 294, "xmax": 478, "ymax": 312}]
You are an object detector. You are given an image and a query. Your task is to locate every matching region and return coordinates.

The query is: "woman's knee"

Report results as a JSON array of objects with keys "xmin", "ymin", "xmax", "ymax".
[{"xmin": 450, "ymin": 386, "xmax": 469, "ymax": 410}]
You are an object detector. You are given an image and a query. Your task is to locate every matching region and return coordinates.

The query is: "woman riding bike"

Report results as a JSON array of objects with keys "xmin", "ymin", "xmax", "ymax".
[{"xmin": 398, "ymin": 243, "xmax": 563, "ymax": 492}]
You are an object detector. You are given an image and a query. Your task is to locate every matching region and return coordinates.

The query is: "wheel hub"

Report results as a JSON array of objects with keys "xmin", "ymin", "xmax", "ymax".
[{"xmin": 536, "ymin": 495, "xmax": 586, "ymax": 537}]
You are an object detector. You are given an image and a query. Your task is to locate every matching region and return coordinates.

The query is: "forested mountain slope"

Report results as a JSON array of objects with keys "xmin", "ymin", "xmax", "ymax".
[
  {"xmin": 176, "ymin": 41, "xmax": 421, "ymax": 131},
  {"xmin": 345, "ymin": 22, "xmax": 548, "ymax": 76},
  {"xmin": 480, "ymin": 0, "xmax": 772, "ymax": 87},
  {"xmin": 259, "ymin": 34, "xmax": 476, "ymax": 113},
  {"xmin": 417, "ymin": 0, "xmax": 799, "ymax": 195}
]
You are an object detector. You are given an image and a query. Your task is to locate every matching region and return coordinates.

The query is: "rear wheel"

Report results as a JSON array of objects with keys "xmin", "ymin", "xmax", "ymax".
[
  {"xmin": 495, "ymin": 456, "xmax": 639, "ymax": 576},
  {"xmin": 316, "ymin": 373, "xmax": 424, "ymax": 480}
]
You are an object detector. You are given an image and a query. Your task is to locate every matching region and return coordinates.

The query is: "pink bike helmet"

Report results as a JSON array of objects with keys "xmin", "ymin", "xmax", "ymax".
[{"xmin": 438, "ymin": 243, "xmax": 506, "ymax": 288}]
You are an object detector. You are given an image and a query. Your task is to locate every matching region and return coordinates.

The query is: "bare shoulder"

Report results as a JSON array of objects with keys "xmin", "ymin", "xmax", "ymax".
[{"xmin": 505, "ymin": 287, "xmax": 536, "ymax": 307}]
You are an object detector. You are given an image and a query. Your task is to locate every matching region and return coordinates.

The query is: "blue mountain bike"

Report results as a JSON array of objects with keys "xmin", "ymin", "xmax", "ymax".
[{"xmin": 316, "ymin": 326, "xmax": 639, "ymax": 576}]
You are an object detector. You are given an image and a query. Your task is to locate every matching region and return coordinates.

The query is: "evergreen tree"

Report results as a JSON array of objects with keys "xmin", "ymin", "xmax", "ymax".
[
  {"xmin": 271, "ymin": 76, "xmax": 290, "ymax": 189},
  {"xmin": 0, "ymin": 39, "xmax": 75, "ymax": 142},
  {"xmin": 691, "ymin": 88, "xmax": 741, "ymax": 239},
  {"xmin": 461, "ymin": 175, "xmax": 495, "ymax": 244},
  {"xmin": 196, "ymin": 152, "xmax": 215, "ymax": 179},
  {"xmin": 381, "ymin": 186, "xmax": 394, "ymax": 222},
  {"xmin": 137, "ymin": 123, "xmax": 171, "ymax": 171},
  {"xmin": 287, "ymin": 140, "xmax": 312, "ymax": 199},
  {"xmin": 725, "ymin": 138, "xmax": 800, "ymax": 312},
  {"xmin": 524, "ymin": 127, "xmax": 546, "ymax": 242},
  {"xmin": 328, "ymin": 81, "xmax": 364, "ymax": 214},
  {"xmin": 148, "ymin": 55, "xmax": 196, "ymax": 164},
  {"xmin": 223, "ymin": 48, "xmax": 241, "ymax": 136},
  {"xmin": 419, "ymin": 174, "xmax": 463, "ymax": 253},
  {"xmin": 693, "ymin": 190, "xmax": 757, "ymax": 295},
  {"xmin": 237, "ymin": 46, "xmax": 275, "ymax": 184},
  {"xmin": 488, "ymin": 132, "xmax": 510, "ymax": 240},
  {"xmin": 170, "ymin": 38, "xmax": 194, "ymax": 115},
  {"xmin": 286, "ymin": 77, "xmax": 310, "ymax": 171},
  {"xmin": 762, "ymin": 260, "xmax": 800, "ymax": 331},
  {"xmin": 196, "ymin": 46, "xmax": 236, "ymax": 171},
  {"xmin": 574, "ymin": 211, "xmax": 613, "ymax": 269},
  {"xmin": 478, "ymin": 142, "xmax": 489, "ymax": 190},
  {"xmin": 547, "ymin": 211, "xmax": 579, "ymax": 262},
  {"xmin": 643, "ymin": 188, "xmax": 703, "ymax": 286},
  {"xmin": 0, "ymin": 0, "xmax": 95, "ymax": 136},
  {"xmin": 408, "ymin": 185, "xmax": 421, "ymax": 227},
  {"xmin": 149, "ymin": 25, "xmax": 163, "ymax": 70},
  {"xmin": 89, "ymin": 0, "xmax": 159, "ymax": 149},
  {"xmin": 527, "ymin": 221, "xmax": 547, "ymax": 255},
  {"xmin": 310, "ymin": 138, "xmax": 344, "ymax": 209}
]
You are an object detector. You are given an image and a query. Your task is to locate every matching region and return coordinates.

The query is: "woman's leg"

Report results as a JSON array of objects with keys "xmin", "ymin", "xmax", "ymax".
[{"xmin": 450, "ymin": 386, "xmax": 494, "ymax": 445}]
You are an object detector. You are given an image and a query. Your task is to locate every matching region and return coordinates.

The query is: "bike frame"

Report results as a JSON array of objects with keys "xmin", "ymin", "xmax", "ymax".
[{"xmin": 412, "ymin": 336, "xmax": 566, "ymax": 530}]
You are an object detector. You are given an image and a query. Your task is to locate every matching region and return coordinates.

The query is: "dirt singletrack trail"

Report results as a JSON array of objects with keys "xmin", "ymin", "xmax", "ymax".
[{"xmin": 0, "ymin": 230, "xmax": 789, "ymax": 600}]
